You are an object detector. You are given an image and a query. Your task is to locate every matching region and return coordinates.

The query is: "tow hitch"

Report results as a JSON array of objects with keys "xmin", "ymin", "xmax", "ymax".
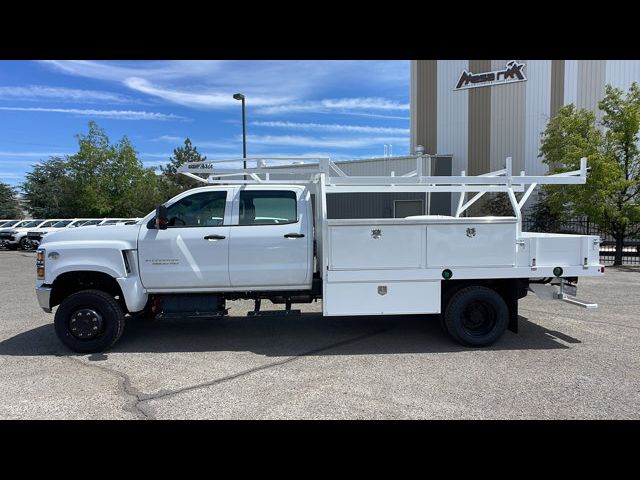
[{"xmin": 529, "ymin": 278, "xmax": 598, "ymax": 309}]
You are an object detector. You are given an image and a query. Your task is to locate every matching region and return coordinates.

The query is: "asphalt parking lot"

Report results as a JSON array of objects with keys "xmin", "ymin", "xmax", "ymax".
[{"xmin": 1, "ymin": 249, "xmax": 639, "ymax": 419}]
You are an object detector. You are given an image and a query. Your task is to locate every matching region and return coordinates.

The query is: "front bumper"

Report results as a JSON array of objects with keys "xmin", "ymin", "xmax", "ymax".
[{"xmin": 36, "ymin": 285, "xmax": 52, "ymax": 313}]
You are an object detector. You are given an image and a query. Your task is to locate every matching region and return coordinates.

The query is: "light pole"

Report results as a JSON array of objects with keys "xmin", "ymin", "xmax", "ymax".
[{"xmin": 233, "ymin": 93, "xmax": 247, "ymax": 173}]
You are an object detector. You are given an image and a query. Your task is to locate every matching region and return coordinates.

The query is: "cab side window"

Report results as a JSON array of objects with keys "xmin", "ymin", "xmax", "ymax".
[
  {"xmin": 239, "ymin": 190, "xmax": 297, "ymax": 225},
  {"xmin": 166, "ymin": 191, "xmax": 227, "ymax": 227}
]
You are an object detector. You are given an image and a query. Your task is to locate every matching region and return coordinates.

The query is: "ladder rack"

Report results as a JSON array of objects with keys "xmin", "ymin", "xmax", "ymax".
[{"xmin": 177, "ymin": 155, "xmax": 589, "ymax": 220}]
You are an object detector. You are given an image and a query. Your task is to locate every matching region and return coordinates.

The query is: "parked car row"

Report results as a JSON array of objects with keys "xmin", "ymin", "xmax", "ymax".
[{"xmin": 0, "ymin": 218, "xmax": 141, "ymax": 250}]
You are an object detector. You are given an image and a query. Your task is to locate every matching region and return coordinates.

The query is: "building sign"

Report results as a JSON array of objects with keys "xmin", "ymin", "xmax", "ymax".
[{"xmin": 454, "ymin": 61, "xmax": 527, "ymax": 90}]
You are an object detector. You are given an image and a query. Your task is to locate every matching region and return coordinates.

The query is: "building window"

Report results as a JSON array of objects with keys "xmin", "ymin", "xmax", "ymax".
[{"xmin": 394, "ymin": 200, "xmax": 424, "ymax": 218}]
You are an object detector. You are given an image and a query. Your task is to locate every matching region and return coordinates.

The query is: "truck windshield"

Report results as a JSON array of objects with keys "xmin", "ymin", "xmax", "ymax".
[
  {"xmin": 52, "ymin": 220, "xmax": 73, "ymax": 228},
  {"xmin": 39, "ymin": 220, "xmax": 59, "ymax": 228},
  {"xmin": 1, "ymin": 220, "xmax": 20, "ymax": 227},
  {"xmin": 22, "ymin": 220, "xmax": 45, "ymax": 228}
]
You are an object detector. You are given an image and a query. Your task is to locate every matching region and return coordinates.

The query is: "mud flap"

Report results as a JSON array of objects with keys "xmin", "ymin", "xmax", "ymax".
[{"xmin": 505, "ymin": 279, "xmax": 528, "ymax": 334}]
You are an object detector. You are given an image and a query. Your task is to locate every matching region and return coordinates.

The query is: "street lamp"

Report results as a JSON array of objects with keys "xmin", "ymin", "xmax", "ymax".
[{"xmin": 233, "ymin": 93, "xmax": 247, "ymax": 174}]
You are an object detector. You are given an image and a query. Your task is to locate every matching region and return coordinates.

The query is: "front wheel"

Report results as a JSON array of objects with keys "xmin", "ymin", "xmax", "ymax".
[
  {"xmin": 443, "ymin": 285, "xmax": 508, "ymax": 347},
  {"xmin": 54, "ymin": 289, "xmax": 126, "ymax": 353}
]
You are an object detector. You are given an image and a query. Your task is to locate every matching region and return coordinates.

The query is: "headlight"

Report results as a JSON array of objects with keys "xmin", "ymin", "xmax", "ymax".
[{"xmin": 36, "ymin": 249, "xmax": 45, "ymax": 279}]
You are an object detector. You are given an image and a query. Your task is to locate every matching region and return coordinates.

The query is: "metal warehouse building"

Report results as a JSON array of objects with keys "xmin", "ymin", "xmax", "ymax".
[
  {"xmin": 259, "ymin": 60, "xmax": 640, "ymax": 219},
  {"xmin": 315, "ymin": 60, "xmax": 640, "ymax": 218},
  {"xmin": 267, "ymin": 155, "xmax": 454, "ymax": 218},
  {"xmin": 410, "ymin": 59, "xmax": 640, "ymax": 179}
]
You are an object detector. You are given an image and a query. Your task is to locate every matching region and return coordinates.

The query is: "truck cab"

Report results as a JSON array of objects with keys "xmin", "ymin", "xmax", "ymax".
[
  {"xmin": 36, "ymin": 184, "xmax": 315, "ymax": 353},
  {"xmin": 137, "ymin": 185, "xmax": 313, "ymax": 291}
]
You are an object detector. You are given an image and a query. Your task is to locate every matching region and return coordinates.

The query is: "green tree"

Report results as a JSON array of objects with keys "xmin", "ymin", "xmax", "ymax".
[
  {"xmin": 466, "ymin": 193, "xmax": 514, "ymax": 217},
  {"xmin": 66, "ymin": 122, "xmax": 163, "ymax": 217},
  {"xmin": 21, "ymin": 157, "xmax": 75, "ymax": 218},
  {"xmin": 0, "ymin": 181, "xmax": 22, "ymax": 218},
  {"xmin": 159, "ymin": 138, "xmax": 206, "ymax": 197},
  {"xmin": 526, "ymin": 191, "xmax": 561, "ymax": 233},
  {"xmin": 539, "ymin": 83, "xmax": 640, "ymax": 265}
]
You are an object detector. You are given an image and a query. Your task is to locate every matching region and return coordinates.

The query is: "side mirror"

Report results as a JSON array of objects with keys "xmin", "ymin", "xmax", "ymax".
[{"xmin": 155, "ymin": 205, "xmax": 169, "ymax": 230}]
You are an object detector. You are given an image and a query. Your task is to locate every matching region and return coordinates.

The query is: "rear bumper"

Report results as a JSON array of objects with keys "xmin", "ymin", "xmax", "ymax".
[{"xmin": 36, "ymin": 285, "xmax": 52, "ymax": 313}]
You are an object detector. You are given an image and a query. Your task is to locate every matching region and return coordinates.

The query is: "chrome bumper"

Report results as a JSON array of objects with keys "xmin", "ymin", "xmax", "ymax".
[{"xmin": 36, "ymin": 285, "xmax": 52, "ymax": 313}]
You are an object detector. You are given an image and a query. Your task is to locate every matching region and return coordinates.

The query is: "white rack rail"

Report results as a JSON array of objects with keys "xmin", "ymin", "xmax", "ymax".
[{"xmin": 178, "ymin": 154, "xmax": 588, "ymax": 217}]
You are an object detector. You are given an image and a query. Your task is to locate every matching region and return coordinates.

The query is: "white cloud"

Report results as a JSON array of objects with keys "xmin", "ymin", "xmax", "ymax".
[
  {"xmin": 0, "ymin": 151, "xmax": 70, "ymax": 158},
  {"xmin": 247, "ymin": 134, "xmax": 409, "ymax": 149},
  {"xmin": 150, "ymin": 137, "xmax": 239, "ymax": 150},
  {"xmin": 39, "ymin": 60, "xmax": 410, "ymax": 117},
  {"xmin": 251, "ymin": 121, "xmax": 409, "ymax": 135},
  {"xmin": 329, "ymin": 111, "xmax": 410, "ymax": 120},
  {"xmin": 0, "ymin": 107, "xmax": 184, "ymax": 121},
  {"xmin": 152, "ymin": 135, "xmax": 183, "ymax": 142},
  {"xmin": 0, "ymin": 85, "xmax": 131, "ymax": 103},
  {"xmin": 139, "ymin": 152, "xmax": 175, "ymax": 159},
  {"xmin": 39, "ymin": 60, "xmax": 225, "ymax": 82},
  {"xmin": 254, "ymin": 97, "xmax": 409, "ymax": 115},
  {"xmin": 123, "ymin": 77, "xmax": 291, "ymax": 110},
  {"xmin": 321, "ymin": 98, "xmax": 409, "ymax": 110},
  {"xmin": 0, "ymin": 172, "xmax": 25, "ymax": 179}
]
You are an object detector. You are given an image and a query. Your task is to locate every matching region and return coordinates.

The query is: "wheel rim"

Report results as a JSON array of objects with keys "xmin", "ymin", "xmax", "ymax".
[
  {"xmin": 461, "ymin": 300, "xmax": 497, "ymax": 337},
  {"xmin": 69, "ymin": 308, "xmax": 104, "ymax": 340}
]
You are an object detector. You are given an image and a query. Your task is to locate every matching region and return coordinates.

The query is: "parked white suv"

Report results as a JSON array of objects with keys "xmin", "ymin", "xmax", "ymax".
[
  {"xmin": 0, "ymin": 219, "xmax": 46, "ymax": 250},
  {"xmin": 25, "ymin": 219, "xmax": 102, "ymax": 248}
]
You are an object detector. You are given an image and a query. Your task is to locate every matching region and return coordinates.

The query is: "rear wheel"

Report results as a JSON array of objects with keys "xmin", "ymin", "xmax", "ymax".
[
  {"xmin": 444, "ymin": 285, "xmax": 508, "ymax": 347},
  {"xmin": 54, "ymin": 289, "xmax": 126, "ymax": 353}
]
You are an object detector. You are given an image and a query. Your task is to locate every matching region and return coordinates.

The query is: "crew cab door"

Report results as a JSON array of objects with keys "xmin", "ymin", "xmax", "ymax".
[
  {"xmin": 228, "ymin": 187, "xmax": 312, "ymax": 288},
  {"xmin": 138, "ymin": 189, "xmax": 233, "ymax": 289}
]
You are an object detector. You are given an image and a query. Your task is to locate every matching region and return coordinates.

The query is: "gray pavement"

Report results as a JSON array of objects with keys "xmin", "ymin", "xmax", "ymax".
[{"xmin": 1, "ymin": 249, "xmax": 639, "ymax": 419}]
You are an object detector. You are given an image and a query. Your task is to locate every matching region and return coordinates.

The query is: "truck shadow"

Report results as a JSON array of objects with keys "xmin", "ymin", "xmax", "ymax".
[{"xmin": 0, "ymin": 313, "xmax": 580, "ymax": 358}]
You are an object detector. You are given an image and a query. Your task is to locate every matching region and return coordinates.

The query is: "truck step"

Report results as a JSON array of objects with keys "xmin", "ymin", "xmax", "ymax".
[
  {"xmin": 156, "ymin": 310, "xmax": 227, "ymax": 320},
  {"xmin": 247, "ymin": 309, "xmax": 301, "ymax": 317}
]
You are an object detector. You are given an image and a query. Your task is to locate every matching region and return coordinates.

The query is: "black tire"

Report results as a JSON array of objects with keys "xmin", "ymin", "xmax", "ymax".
[
  {"xmin": 444, "ymin": 285, "xmax": 508, "ymax": 347},
  {"xmin": 18, "ymin": 237, "xmax": 30, "ymax": 250},
  {"xmin": 6, "ymin": 243, "xmax": 18, "ymax": 250},
  {"xmin": 54, "ymin": 289, "xmax": 126, "ymax": 353}
]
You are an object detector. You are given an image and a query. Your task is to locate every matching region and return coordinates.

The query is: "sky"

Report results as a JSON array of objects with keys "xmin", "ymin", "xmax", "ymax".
[{"xmin": 0, "ymin": 60, "xmax": 410, "ymax": 188}]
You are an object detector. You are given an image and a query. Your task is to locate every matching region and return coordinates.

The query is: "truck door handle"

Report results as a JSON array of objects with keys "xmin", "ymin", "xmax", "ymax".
[
  {"xmin": 284, "ymin": 233, "xmax": 305, "ymax": 238},
  {"xmin": 204, "ymin": 234, "xmax": 226, "ymax": 240}
]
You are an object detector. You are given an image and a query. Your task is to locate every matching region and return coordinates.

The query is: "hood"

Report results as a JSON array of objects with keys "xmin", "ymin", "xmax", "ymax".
[
  {"xmin": 29, "ymin": 226, "xmax": 67, "ymax": 234},
  {"xmin": 41, "ymin": 223, "xmax": 142, "ymax": 248}
]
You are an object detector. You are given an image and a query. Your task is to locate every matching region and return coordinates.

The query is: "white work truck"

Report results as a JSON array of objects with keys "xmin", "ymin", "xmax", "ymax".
[{"xmin": 35, "ymin": 154, "xmax": 603, "ymax": 353}]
